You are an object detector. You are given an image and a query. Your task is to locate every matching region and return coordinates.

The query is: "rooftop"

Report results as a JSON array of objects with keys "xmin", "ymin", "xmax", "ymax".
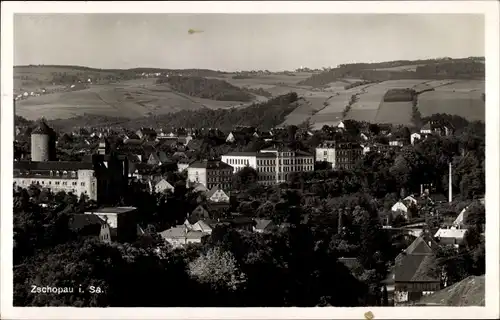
[
  {"xmin": 86, "ymin": 206, "xmax": 137, "ymax": 215},
  {"xmin": 14, "ymin": 160, "xmax": 94, "ymax": 171},
  {"xmin": 32, "ymin": 120, "xmax": 55, "ymax": 135},
  {"xmin": 189, "ymin": 160, "xmax": 233, "ymax": 170}
]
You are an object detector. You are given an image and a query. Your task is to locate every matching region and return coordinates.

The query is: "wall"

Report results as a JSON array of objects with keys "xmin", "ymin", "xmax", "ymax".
[
  {"xmin": 14, "ymin": 169, "xmax": 97, "ymax": 200},
  {"xmin": 187, "ymin": 167, "xmax": 207, "ymax": 187},
  {"xmin": 315, "ymin": 147, "xmax": 336, "ymax": 167}
]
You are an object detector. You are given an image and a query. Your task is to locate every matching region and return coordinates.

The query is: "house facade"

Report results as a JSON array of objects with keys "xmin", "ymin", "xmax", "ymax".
[
  {"xmin": 394, "ymin": 235, "xmax": 441, "ymax": 306},
  {"xmin": 186, "ymin": 160, "xmax": 233, "ymax": 190},
  {"xmin": 315, "ymin": 141, "xmax": 363, "ymax": 170},
  {"xmin": 84, "ymin": 206, "xmax": 138, "ymax": 243},
  {"xmin": 222, "ymin": 148, "xmax": 315, "ymax": 185}
]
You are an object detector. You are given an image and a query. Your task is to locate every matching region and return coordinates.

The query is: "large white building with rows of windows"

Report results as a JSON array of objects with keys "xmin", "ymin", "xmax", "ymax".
[{"xmin": 221, "ymin": 147, "xmax": 315, "ymax": 185}]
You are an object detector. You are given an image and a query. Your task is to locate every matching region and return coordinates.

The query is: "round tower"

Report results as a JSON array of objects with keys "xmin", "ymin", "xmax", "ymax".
[{"xmin": 31, "ymin": 120, "xmax": 56, "ymax": 162}]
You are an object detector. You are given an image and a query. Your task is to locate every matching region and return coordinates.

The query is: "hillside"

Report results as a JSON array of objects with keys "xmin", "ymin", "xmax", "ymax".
[
  {"xmin": 416, "ymin": 275, "xmax": 485, "ymax": 306},
  {"xmin": 13, "ymin": 58, "xmax": 485, "ymax": 125},
  {"xmin": 298, "ymin": 57, "xmax": 485, "ymax": 88},
  {"xmin": 44, "ymin": 92, "xmax": 299, "ymax": 132}
]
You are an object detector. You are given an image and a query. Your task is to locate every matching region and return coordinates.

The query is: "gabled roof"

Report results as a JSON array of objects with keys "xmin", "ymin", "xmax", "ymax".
[
  {"xmin": 405, "ymin": 234, "xmax": 438, "ymax": 255},
  {"xmin": 395, "ymin": 254, "xmax": 439, "ymax": 282},
  {"xmin": 155, "ymin": 179, "xmax": 174, "ymax": 191},
  {"xmin": 338, "ymin": 257, "xmax": 364, "ymax": 276},
  {"xmin": 189, "ymin": 160, "xmax": 233, "ymax": 170},
  {"xmin": 254, "ymin": 219, "xmax": 274, "ymax": 230},
  {"xmin": 206, "ymin": 186, "xmax": 226, "ymax": 198},
  {"xmin": 159, "ymin": 226, "xmax": 204, "ymax": 240}
]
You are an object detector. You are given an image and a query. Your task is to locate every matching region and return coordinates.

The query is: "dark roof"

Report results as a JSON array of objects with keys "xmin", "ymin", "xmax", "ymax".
[
  {"xmin": 189, "ymin": 160, "xmax": 233, "ymax": 170},
  {"xmin": 254, "ymin": 219, "xmax": 274, "ymax": 230},
  {"xmin": 405, "ymin": 234, "xmax": 438, "ymax": 255},
  {"xmin": 32, "ymin": 120, "xmax": 55, "ymax": 135},
  {"xmin": 395, "ymin": 254, "xmax": 439, "ymax": 283},
  {"xmin": 87, "ymin": 206, "xmax": 137, "ymax": 214},
  {"xmin": 338, "ymin": 257, "xmax": 363, "ymax": 275},
  {"xmin": 14, "ymin": 160, "xmax": 94, "ymax": 171},
  {"xmin": 395, "ymin": 234, "xmax": 440, "ymax": 283},
  {"xmin": 224, "ymin": 151, "xmax": 259, "ymax": 157},
  {"xmin": 68, "ymin": 214, "xmax": 106, "ymax": 236}
]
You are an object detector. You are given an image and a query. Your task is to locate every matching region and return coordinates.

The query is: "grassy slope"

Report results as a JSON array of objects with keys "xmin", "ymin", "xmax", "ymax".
[{"xmin": 417, "ymin": 275, "xmax": 485, "ymax": 306}]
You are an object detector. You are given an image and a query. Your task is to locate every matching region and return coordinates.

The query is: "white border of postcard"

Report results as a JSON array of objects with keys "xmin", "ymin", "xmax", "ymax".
[{"xmin": 1, "ymin": 1, "xmax": 499, "ymax": 319}]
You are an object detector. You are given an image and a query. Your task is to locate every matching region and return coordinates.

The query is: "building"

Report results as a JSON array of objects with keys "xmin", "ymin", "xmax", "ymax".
[
  {"xmin": 186, "ymin": 160, "xmax": 233, "ymax": 190},
  {"xmin": 420, "ymin": 121, "xmax": 455, "ymax": 137},
  {"xmin": 31, "ymin": 120, "xmax": 57, "ymax": 162},
  {"xmin": 159, "ymin": 225, "xmax": 205, "ymax": 248},
  {"xmin": 84, "ymin": 206, "xmax": 138, "ymax": 243},
  {"xmin": 154, "ymin": 179, "xmax": 175, "ymax": 194},
  {"xmin": 177, "ymin": 159, "xmax": 194, "ymax": 172},
  {"xmin": 394, "ymin": 234, "xmax": 441, "ymax": 306},
  {"xmin": 206, "ymin": 186, "xmax": 230, "ymax": 203},
  {"xmin": 315, "ymin": 141, "xmax": 362, "ymax": 170},
  {"xmin": 410, "ymin": 132, "xmax": 422, "ymax": 145},
  {"xmin": 222, "ymin": 147, "xmax": 314, "ymax": 185},
  {"xmin": 434, "ymin": 227, "xmax": 467, "ymax": 247},
  {"xmin": 253, "ymin": 219, "xmax": 276, "ymax": 233},
  {"xmin": 14, "ymin": 122, "xmax": 128, "ymax": 205},
  {"xmin": 14, "ymin": 161, "xmax": 99, "ymax": 200},
  {"xmin": 68, "ymin": 213, "xmax": 112, "ymax": 243}
]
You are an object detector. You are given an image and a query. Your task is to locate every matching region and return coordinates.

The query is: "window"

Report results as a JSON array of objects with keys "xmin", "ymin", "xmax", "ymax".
[
  {"xmin": 41, "ymin": 181, "xmax": 44, "ymax": 184},
  {"xmin": 50, "ymin": 171, "xmax": 53, "ymax": 176},
  {"xmin": 71, "ymin": 171, "xmax": 76, "ymax": 178},
  {"xmin": 72, "ymin": 182, "xmax": 77, "ymax": 186},
  {"xmin": 48, "ymin": 181, "xmax": 51, "ymax": 185},
  {"xmin": 63, "ymin": 182, "xmax": 67, "ymax": 186},
  {"xmin": 55, "ymin": 181, "xmax": 60, "ymax": 185}
]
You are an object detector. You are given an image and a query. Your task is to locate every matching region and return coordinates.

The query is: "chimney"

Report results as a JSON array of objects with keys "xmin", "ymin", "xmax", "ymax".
[
  {"xmin": 448, "ymin": 162, "xmax": 453, "ymax": 203},
  {"xmin": 420, "ymin": 184, "xmax": 424, "ymax": 195}
]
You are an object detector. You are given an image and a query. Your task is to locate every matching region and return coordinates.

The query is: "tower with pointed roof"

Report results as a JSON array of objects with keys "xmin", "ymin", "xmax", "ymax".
[{"xmin": 30, "ymin": 119, "xmax": 56, "ymax": 162}]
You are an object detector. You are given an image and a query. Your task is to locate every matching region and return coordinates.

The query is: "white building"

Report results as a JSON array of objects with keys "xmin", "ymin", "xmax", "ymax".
[
  {"xmin": 410, "ymin": 133, "xmax": 422, "ymax": 145},
  {"xmin": 186, "ymin": 160, "xmax": 233, "ymax": 190},
  {"xmin": 222, "ymin": 147, "xmax": 315, "ymax": 185},
  {"xmin": 13, "ymin": 162, "xmax": 98, "ymax": 200}
]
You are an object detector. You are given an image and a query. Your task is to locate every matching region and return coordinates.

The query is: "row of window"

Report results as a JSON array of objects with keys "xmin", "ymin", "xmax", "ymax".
[
  {"xmin": 257, "ymin": 165, "xmax": 314, "ymax": 173},
  {"xmin": 21, "ymin": 179, "xmax": 86, "ymax": 187},
  {"xmin": 207, "ymin": 170, "xmax": 231, "ymax": 176},
  {"xmin": 226, "ymin": 158, "xmax": 250, "ymax": 165},
  {"xmin": 207, "ymin": 177, "xmax": 231, "ymax": 183}
]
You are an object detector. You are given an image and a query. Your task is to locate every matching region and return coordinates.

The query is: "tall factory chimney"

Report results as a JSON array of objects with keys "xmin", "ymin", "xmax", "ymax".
[{"xmin": 449, "ymin": 162, "xmax": 453, "ymax": 203}]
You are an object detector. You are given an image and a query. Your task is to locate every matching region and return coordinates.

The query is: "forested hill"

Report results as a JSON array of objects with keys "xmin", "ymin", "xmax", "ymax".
[
  {"xmin": 299, "ymin": 57, "xmax": 485, "ymax": 87},
  {"xmin": 155, "ymin": 76, "xmax": 254, "ymax": 102},
  {"xmin": 39, "ymin": 92, "xmax": 299, "ymax": 132}
]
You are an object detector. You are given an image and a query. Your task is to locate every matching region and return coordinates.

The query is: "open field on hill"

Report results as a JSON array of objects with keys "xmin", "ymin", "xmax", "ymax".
[
  {"xmin": 14, "ymin": 65, "xmax": 485, "ymax": 125},
  {"xmin": 417, "ymin": 90, "xmax": 485, "ymax": 121},
  {"xmin": 310, "ymin": 113, "xmax": 344, "ymax": 130},
  {"xmin": 434, "ymin": 80, "xmax": 485, "ymax": 93},
  {"xmin": 15, "ymin": 79, "xmax": 248, "ymax": 120},
  {"xmin": 344, "ymin": 109, "xmax": 379, "ymax": 122},
  {"xmin": 375, "ymin": 101, "xmax": 414, "ymax": 125}
]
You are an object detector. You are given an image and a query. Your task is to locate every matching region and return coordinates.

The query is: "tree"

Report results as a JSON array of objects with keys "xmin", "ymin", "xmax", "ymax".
[
  {"xmin": 232, "ymin": 167, "xmax": 258, "ymax": 190},
  {"xmin": 188, "ymin": 247, "xmax": 247, "ymax": 292}
]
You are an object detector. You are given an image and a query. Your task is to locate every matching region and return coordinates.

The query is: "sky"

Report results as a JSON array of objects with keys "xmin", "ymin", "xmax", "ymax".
[{"xmin": 14, "ymin": 14, "xmax": 485, "ymax": 71}]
